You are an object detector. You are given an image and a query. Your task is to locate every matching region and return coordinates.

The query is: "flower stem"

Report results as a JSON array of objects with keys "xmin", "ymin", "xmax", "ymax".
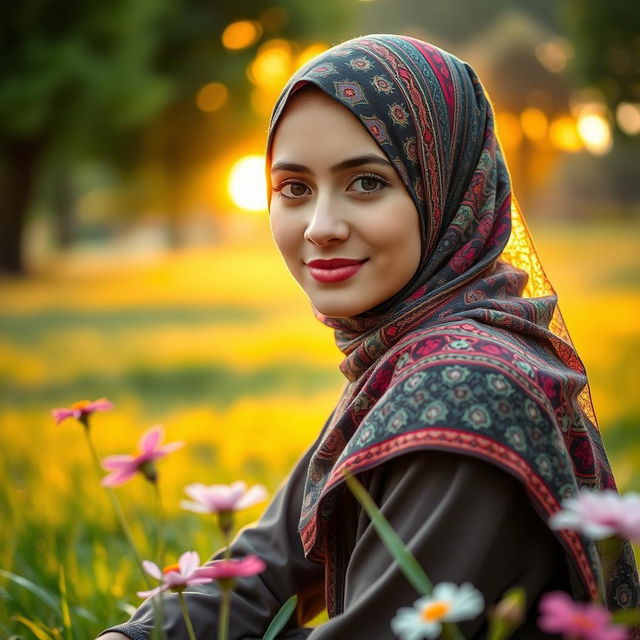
[
  {"xmin": 82, "ymin": 424, "xmax": 150, "ymax": 587},
  {"xmin": 153, "ymin": 480, "xmax": 165, "ymax": 569},
  {"xmin": 218, "ymin": 587, "xmax": 231, "ymax": 640},
  {"xmin": 442, "ymin": 623, "xmax": 465, "ymax": 640},
  {"xmin": 178, "ymin": 592, "xmax": 198, "ymax": 640},
  {"xmin": 223, "ymin": 530, "xmax": 232, "ymax": 560}
]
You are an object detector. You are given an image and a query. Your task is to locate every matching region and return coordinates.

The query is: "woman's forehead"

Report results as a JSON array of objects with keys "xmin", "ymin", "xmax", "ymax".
[{"xmin": 270, "ymin": 88, "xmax": 385, "ymax": 166}]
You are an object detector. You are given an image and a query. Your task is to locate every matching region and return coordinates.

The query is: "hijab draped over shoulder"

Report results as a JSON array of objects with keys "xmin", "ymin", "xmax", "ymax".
[{"xmin": 265, "ymin": 34, "xmax": 639, "ymax": 616}]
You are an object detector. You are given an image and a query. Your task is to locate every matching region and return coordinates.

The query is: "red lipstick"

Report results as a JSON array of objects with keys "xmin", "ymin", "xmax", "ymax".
[{"xmin": 306, "ymin": 258, "xmax": 367, "ymax": 283}]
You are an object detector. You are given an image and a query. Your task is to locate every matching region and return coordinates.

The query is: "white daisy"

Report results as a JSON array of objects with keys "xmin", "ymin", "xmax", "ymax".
[{"xmin": 391, "ymin": 582, "xmax": 485, "ymax": 639}]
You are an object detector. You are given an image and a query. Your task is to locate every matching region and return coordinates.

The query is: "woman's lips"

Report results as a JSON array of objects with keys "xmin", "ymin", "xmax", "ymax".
[{"xmin": 306, "ymin": 258, "xmax": 368, "ymax": 283}]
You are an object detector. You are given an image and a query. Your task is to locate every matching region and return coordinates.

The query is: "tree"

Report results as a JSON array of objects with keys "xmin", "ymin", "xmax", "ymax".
[{"xmin": 0, "ymin": 0, "xmax": 172, "ymax": 274}]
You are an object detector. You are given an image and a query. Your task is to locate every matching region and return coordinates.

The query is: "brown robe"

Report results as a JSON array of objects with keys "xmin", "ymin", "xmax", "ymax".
[{"xmin": 99, "ymin": 432, "xmax": 572, "ymax": 639}]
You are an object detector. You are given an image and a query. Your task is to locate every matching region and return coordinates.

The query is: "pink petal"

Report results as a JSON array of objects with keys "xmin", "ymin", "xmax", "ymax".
[
  {"xmin": 185, "ymin": 576, "xmax": 215, "ymax": 586},
  {"xmin": 51, "ymin": 409, "xmax": 74, "ymax": 424},
  {"xmin": 101, "ymin": 454, "xmax": 135, "ymax": 471},
  {"xmin": 86, "ymin": 399, "xmax": 114, "ymax": 413},
  {"xmin": 139, "ymin": 425, "xmax": 164, "ymax": 454},
  {"xmin": 155, "ymin": 441, "xmax": 184, "ymax": 457},
  {"xmin": 101, "ymin": 468, "xmax": 137, "ymax": 487},
  {"xmin": 180, "ymin": 500, "xmax": 210, "ymax": 514},
  {"xmin": 178, "ymin": 551, "xmax": 200, "ymax": 577},
  {"xmin": 137, "ymin": 584, "xmax": 168, "ymax": 598},
  {"xmin": 200, "ymin": 555, "xmax": 266, "ymax": 580},
  {"xmin": 184, "ymin": 483, "xmax": 208, "ymax": 500},
  {"xmin": 236, "ymin": 484, "xmax": 268, "ymax": 510},
  {"xmin": 142, "ymin": 560, "xmax": 163, "ymax": 581},
  {"xmin": 165, "ymin": 572, "xmax": 188, "ymax": 588}
]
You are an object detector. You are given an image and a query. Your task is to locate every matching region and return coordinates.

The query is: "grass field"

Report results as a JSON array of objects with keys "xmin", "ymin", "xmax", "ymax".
[{"xmin": 0, "ymin": 218, "xmax": 639, "ymax": 638}]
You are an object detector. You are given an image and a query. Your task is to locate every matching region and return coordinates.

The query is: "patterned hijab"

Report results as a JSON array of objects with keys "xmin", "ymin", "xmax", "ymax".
[{"xmin": 266, "ymin": 34, "xmax": 638, "ymax": 615}]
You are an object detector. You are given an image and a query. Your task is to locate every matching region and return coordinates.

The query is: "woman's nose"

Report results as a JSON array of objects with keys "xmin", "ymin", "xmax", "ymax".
[{"xmin": 303, "ymin": 196, "xmax": 349, "ymax": 246}]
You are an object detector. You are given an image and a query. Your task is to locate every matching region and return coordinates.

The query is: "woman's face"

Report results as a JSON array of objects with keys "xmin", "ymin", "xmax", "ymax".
[{"xmin": 269, "ymin": 88, "xmax": 422, "ymax": 318}]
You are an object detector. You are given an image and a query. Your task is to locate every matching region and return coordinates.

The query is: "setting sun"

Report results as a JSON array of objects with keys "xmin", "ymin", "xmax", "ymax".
[{"xmin": 228, "ymin": 155, "xmax": 268, "ymax": 211}]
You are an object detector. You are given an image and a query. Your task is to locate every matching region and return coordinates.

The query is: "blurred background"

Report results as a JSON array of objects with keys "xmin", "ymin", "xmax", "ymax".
[{"xmin": 1, "ymin": 0, "xmax": 639, "ymax": 637}]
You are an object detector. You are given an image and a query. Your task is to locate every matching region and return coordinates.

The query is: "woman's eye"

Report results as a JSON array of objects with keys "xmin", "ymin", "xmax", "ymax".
[
  {"xmin": 349, "ymin": 175, "xmax": 389, "ymax": 194},
  {"xmin": 280, "ymin": 182, "xmax": 309, "ymax": 198}
]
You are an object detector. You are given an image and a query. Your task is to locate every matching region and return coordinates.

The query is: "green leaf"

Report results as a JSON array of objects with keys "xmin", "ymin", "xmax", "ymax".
[
  {"xmin": 11, "ymin": 616, "xmax": 56, "ymax": 640},
  {"xmin": 611, "ymin": 608, "xmax": 640, "ymax": 624},
  {"xmin": 0, "ymin": 569, "xmax": 59, "ymax": 614},
  {"xmin": 262, "ymin": 594, "xmax": 298, "ymax": 640},
  {"xmin": 343, "ymin": 470, "xmax": 432, "ymax": 596}
]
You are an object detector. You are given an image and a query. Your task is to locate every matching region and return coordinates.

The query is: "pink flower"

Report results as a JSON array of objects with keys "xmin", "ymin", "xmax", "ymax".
[
  {"xmin": 101, "ymin": 425, "xmax": 183, "ymax": 487},
  {"xmin": 52, "ymin": 398, "xmax": 113, "ymax": 426},
  {"xmin": 200, "ymin": 555, "xmax": 266, "ymax": 582},
  {"xmin": 549, "ymin": 489, "xmax": 640, "ymax": 542},
  {"xmin": 137, "ymin": 551, "xmax": 217, "ymax": 598},
  {"xmin": 538, "ymin": 592, "xmax": 628, "ymax": 640},
  {"xmin": 181, "ymin": 481, "xmax": 268, "ymax": 514}
]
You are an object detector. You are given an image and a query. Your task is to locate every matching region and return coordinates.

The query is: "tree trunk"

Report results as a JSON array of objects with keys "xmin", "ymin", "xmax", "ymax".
[{"xmin": 0, "ymin": 138, "xmax": 43, "ymax": 275}]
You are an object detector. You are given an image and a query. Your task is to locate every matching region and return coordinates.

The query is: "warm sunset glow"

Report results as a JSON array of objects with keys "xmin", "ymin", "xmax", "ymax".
[
  {"xmin": 548, "ymin": 115, "xmax": 582, "ymax": 152},
  {"xmin": 495, "ymin": 111, "xmax": 523, "ymax": 149},
  {"xmin": 295, "ymin": 43, "xmax": 330, "ymax": 71},
  {"xmin": 222, "ymin": 20, "xmax": 262, "ymax": 51},
  {"xmin": 196, "ymin": 83, "xmax": 228, "ymax": 112},
  {"xmin": 228, "ymin": 155, "xmax": 267, "ymax": 211},
  {"xmin": 247, "ymin": 39, "xmax": 293, "ymax": 91},
  {"xmin": 577, "ymin": 113, "xmax": 613, "ymax": 155},
  {"xmin": 520, "ymin": 107, "xmax": 548, "ymax": 143},
  {"xmin": 250, "ymin": 87, "xmax": 277, "ymax": 117}
]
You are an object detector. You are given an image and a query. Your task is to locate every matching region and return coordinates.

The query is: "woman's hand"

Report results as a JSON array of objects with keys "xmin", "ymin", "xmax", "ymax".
[{"xmin": 96, "ymin": 634, "xmax": 130, "ymax": 640}]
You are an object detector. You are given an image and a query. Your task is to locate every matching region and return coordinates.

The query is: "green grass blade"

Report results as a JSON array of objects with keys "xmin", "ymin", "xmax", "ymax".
[
  {"xmin": 11, "ymin": 616, "xmax": 55, "ymax": 640},
  {"xmin": 343, "ymin": 470, "xmax": 432, "ymax": 596},
  {"xmin": 57, "ymin": 564, "xmax": 73, "ymax": 640},
  {"xmin": 262, "ymin": 594, "xmax": 298, "ymax": 640},
  {"xmin": 0, "ymin": 569, "xmax": 59, "ymax": 614}
]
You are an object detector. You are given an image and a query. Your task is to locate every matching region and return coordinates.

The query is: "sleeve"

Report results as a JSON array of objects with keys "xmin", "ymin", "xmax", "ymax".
[
  {"xmin": 98, "ymin": 437, "xmax": 326, "ymax": 640},
  {"xmin": 303, "ymin": 450, "xmax": 570, "ymax": 640}
]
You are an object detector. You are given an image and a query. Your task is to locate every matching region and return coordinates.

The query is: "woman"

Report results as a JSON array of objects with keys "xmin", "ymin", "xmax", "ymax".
[{"xmin": 99, "ymin": 34, "xmax": 639, "ymax": 639}]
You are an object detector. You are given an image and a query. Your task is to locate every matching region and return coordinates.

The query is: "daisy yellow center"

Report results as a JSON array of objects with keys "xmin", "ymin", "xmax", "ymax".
[
  {"xmin": 421, "ymin": 601, "xmax": 451, "ymax": 622},
  {"xmin": 163, "ymin": 563, "xmax": 180, "ymax": 575},
  {"xmin": 71, "ymin": 400, "xmax": 90, "ymax": 410}
]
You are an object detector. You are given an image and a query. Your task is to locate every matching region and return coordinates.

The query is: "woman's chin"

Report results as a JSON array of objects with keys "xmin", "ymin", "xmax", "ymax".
[{"xmin": 308, "ymin": 297, "xmax": 374, "ymax": 319}]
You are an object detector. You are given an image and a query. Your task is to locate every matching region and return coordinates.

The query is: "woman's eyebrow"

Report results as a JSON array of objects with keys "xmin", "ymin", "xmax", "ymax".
[{"xmin": 270, "ymin": 154, "xmax": 393, "ymax": 175}]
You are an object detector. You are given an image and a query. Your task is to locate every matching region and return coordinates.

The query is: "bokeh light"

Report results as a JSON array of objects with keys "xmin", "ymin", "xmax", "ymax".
[
  {"xmin": 495, "ymin": 111, "xmax": 523, "ymax": 149},
  {"xmin": 534, "ymin": 38, "xmax": 573, "ymax": 73},
  {"xmin": 520, "ymin": 107, "xmax": 548, "ymax": 143},
  {"xmin": 577, "ymin": 112, "xmax": 613, "ymax": 155},
  {"xmin": 228, "ymin": 155, "xmax": 267, "ymax": 211},
  {"xmin": 247, "ymin": 39, "xmax": 293, "ymax": 91},
  {"xmin": 196, "ymin": 82, "xmax": 228, "ymax": 112},
  {"xmin": 222, "ymin": 20, "xmax": 263, "ymax": 51},
  {"xmin": 616, "ymin": 102, "xmax": 640, "ymax": 136},
  {"xmin": 295, "ymin": 43, "xmax": 330, "ymax": 71},
  {"xmin": 548, "ymin": 115, "xmax": 582, "ymax": 152}
]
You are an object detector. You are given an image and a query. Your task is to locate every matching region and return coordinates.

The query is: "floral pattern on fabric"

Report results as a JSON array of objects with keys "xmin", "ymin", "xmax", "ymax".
[
  {"xmin": 308, "ymin": 62, "xmax": 338, "ymax": 77},
  {"xmin": 333, "ymin": 80, "xmax": 368, "ymax": 107},
  {"xmin": 371, "ymin": 74, "xmax": 395, "ymax": 93},
  {"xmin": 349, "ymin": 56, "xmax": 374, "ymax": 71}
]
